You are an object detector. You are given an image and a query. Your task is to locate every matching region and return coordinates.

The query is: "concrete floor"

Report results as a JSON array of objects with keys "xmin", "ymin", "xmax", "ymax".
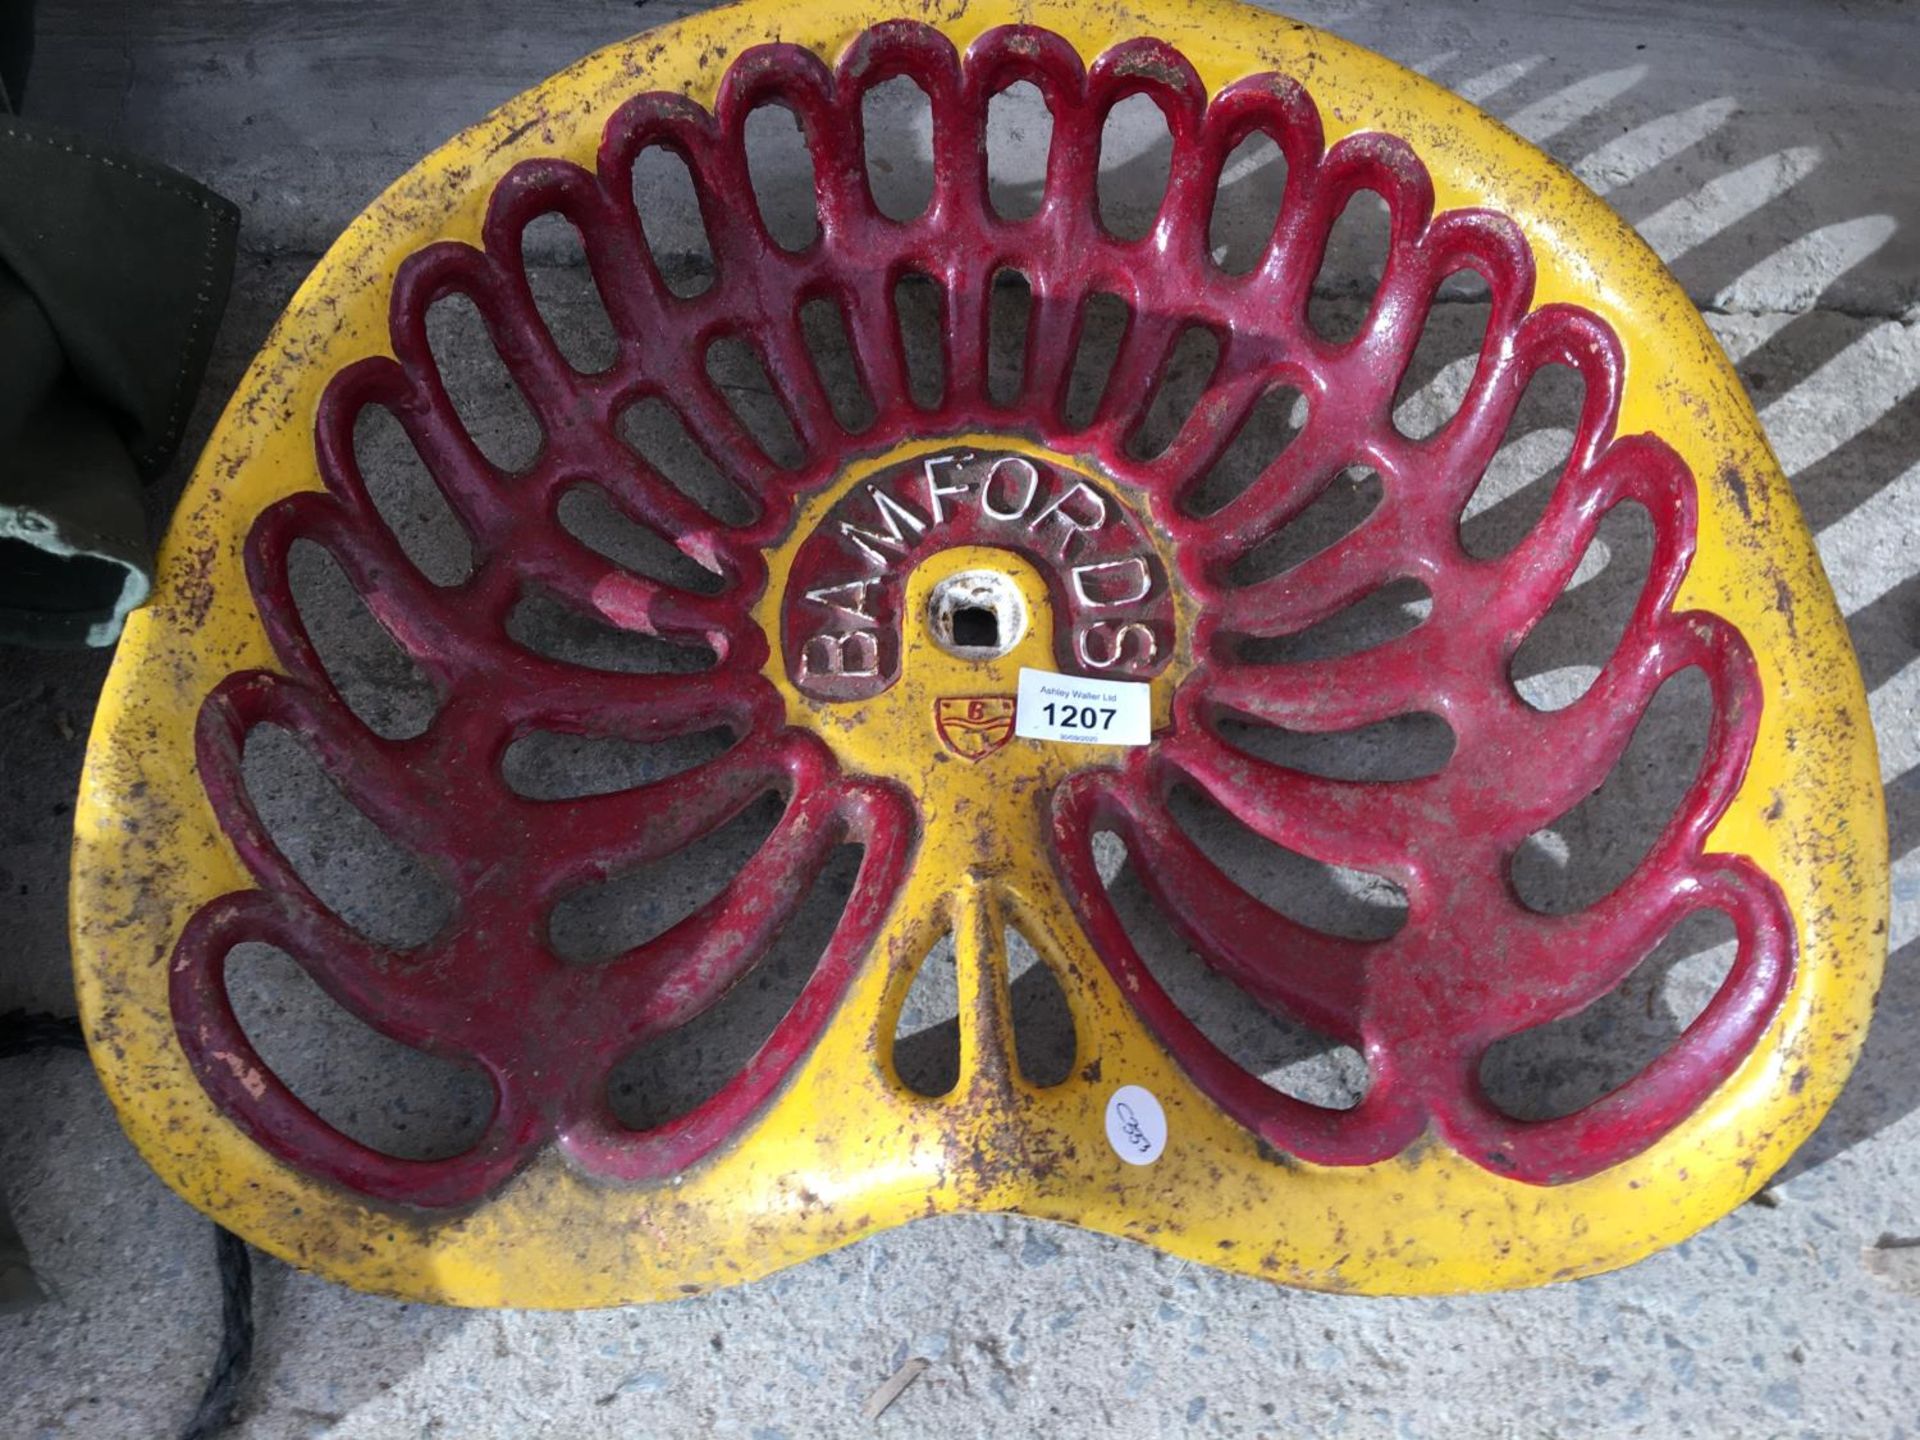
[{"xmin": 4, "ymin": 0, "xmax": 1920, "ymax": 1435}]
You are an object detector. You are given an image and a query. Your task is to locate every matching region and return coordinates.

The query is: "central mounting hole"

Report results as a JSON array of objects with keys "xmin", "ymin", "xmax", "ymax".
[
  {"xmin": 927, "ymin": 567, "xmax": 1028, "ymax": 661},
  {"xmin": 951, "ymin": 606, "xmax": 1000, "ymax": 648}
]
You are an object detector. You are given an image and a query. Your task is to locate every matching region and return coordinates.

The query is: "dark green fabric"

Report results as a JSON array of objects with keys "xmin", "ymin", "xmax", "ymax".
[
  {"xmin": 0, "ymin": 0, "xmax": 29, "ymax": 116},
  {"xmin": 0, "ymin": 383, "xmax": 151, "ymax": 646},
  {"xmin": 0, "ymin": 107, "xmax": 238, "ymax": 647}
]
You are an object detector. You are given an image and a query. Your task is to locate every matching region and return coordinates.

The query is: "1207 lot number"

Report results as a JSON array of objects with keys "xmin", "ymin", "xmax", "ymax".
[{"xmin": 1039, "ymin": 702, "xmax": 1117, "ymax": 732}]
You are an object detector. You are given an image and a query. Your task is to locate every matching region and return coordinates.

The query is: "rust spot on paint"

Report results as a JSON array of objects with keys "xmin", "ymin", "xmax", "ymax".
[
  {"xmin": 1718, "ymin": 463, "xmax": 1751, "ymax": 521},
  {"xmin": 176, "ymin": 539, "xmax": 220, "ymax": 631}
]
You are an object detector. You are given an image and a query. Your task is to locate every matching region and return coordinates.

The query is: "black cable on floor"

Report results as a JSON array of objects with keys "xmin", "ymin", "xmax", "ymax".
[
  {"xmin": 179, "ymin": 1227, "xmax": 254, "ymax": 1440},
  {"xmin": 0, "ymin": 1009, "xmax": 258, "ymax": 1439}
]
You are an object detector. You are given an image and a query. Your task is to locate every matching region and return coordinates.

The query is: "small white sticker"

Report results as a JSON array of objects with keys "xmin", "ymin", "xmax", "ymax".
[
  {"xmin": 1015, "ymin": 667, "xmax": 1151, "ymax": 747},
  {"xmin": 1104, "ymin": 1085, "xmax": 1168, "ymax": 1166}
]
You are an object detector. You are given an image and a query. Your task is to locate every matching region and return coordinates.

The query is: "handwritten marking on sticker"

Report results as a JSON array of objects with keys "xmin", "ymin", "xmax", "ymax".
[
  {"xmin": 1105, "ymin": 1084, "xmax": 1168, "ymax": 1165},
  {"xmin": 1015, "ymin": 667, "xmax": 1151, "ymax": 746}
]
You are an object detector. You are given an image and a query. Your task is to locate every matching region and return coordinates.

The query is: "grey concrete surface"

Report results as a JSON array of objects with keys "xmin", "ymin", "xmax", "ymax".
[{"xmin": 4, "ymin": 0, "xmax": 1920, "ymax": 1435}]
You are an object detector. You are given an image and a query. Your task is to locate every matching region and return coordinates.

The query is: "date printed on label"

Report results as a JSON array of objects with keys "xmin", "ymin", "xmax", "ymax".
[{"xmin": 1015, "ymin": 668, "xmax": 1152, "ymax": 747}]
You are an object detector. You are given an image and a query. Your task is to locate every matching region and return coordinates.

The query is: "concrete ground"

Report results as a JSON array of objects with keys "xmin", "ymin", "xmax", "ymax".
[{"xmin": 3, "ymin": 0, "xmax": 1919, "ymax": 1434}]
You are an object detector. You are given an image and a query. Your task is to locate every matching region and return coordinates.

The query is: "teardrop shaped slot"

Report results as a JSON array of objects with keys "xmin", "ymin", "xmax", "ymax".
[
  {"xmin": 1459, "ymin": 362, "xmax": 1584, "ymax": 558},
  {"xmin": 1391, "ymin": 269, "xmax": 1492, "ymax": 439},
  {"xmin": 863, "ymin": 75, "xmax": 935, "ymax": 221},
  {"xmin": 353, "ymin": 403, "xmax": 475, "ymax": 587},
  {"xmin": 546, "ymin": 791, "xmax": 784, "ymax": 964},
  {"xmin": 704, "ymin": 334, "xmax": 806, "ymax": 471},
  {"xmin": 1098, "ymin": 828, "xmax": 1369, "ymax": 1109},
  {"xmin": 520, "ymin": 211, "xmax": 620, "ymax": 376},
  {"xmin": 986, "ymin": 80, "xmax": 1052, "ymax": 221},
  {"xmin": 1233, "ymin": 577, "xmax": 1430, "ymax": 664},
  {"xmin": 286, "ymin": 538, "xmax": 439, "ymax": 740},
  {"xmin": 987, "ymin": 269, "xmax": 1033, "ymax": 408},
  {"xmin": 1478, "ymin": 909, "xmax": 1737, "ymax": 1120},
  {"xmin": 1209, "ymin": 129, "xmax": 1288, "ymax": 276},
  {"xmin": 631, "ymin": 144, "xmax": 715, "ymax": 298},
  {"xmin": 1214, "ymin": 710, "xmax": 1455, "ymax": 782},
  {"xmin": 506, "ymin": 588, "xmax": 716, "ymax": 674},
  {"xmin": 799, "ymin": 294, "xmax": 877, "ymax": 433},
  {"xmin": 1126, "ymin": 324, "xmax": 1222, "ymax": 461},
  {"xmin": 744, "ymin": 102, "xmax": 819, "ymax": 252},
  {"xmin": 606, "ymin": 843, "xmax": 864, "ymax": 1130},
  {"xmin": 225, "ymin": 940, "xmax": 494, "ymax": 1159},
  {"xmin": 242, "ymin": 722, "xmax": 454, "ymax": 950},
  {"xmin": 1183, "ymin": 383, "xmax": 1308, "ymax": 517},
  {"xmin": 555, "ymin": 482, "xmax": 727, "ymax": 595},
  {"xmin": 893, "ymin": 271, "xmax": 946, "ymax": 411},
  {"xmin": 425, "ymin": 291, "xmax": 542, "ymax": 473},
  {"xmin": 616, "ymin": 396, "xmax": 760, "ymax": 526},
  {"xmin": 1008, "ymin": 927, "xmax": 1076, "ymax": 1088},
  {"xmin": 892, "ymin": 930, "xmax": 960, "ymax": 1097},
  {"xmin": 1228, "ymin": 466, "xmax": 1383, "ymax": 586},
  {"xmin": 1166, "ymin": 782, "xmax": 1407, "ymax": 942},
  {"xmin": 1097, "ymin": 92, "xmax": 1173, "ymax": 242},
  {"xmin": 1061, "ymin": 291, "xmax": 1130, "ymax": 430},
  {"xmin": 1509, "ymin": 501, "xmax": 1653, "ymax": 712},
  {"xmin": 502, "ymin": 726, "xmax": 735, "ymax": 800},
  {"xmin": 1510, "ymin": 666, "xmax": 1711, "ymax": 915},
  {"xmin": 1308, "ymin": 189, "xmax": 1391, "ymax": 343}
]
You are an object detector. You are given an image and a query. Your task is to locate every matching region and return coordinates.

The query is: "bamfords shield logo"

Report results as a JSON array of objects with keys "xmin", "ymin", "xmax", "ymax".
[{"xmin": 934, "ymin": 697, "xmax": 1016, "ymax": 762}]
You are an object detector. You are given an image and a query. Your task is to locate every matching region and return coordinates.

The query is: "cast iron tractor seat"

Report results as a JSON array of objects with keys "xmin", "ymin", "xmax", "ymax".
[{"xmin": 72, "ymin": 0, "xmax": 1886, "ymax": 1303}]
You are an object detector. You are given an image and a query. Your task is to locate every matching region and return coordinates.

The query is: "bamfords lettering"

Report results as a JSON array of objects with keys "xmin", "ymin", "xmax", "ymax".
[{"xmin": 781, "ymin": 451, "xmax": 1174, "ymax": 701}]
